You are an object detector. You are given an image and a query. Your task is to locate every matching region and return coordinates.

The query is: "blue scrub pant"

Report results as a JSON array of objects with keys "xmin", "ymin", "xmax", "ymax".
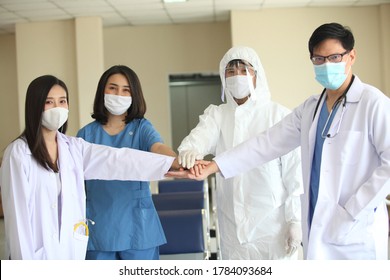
[{"xmin": 86, "ymin": 247, "xmax": 159, "ymax": 260}]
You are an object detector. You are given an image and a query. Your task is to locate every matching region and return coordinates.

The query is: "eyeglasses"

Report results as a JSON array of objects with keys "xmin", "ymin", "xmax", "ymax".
[
  {"xmin": 225, "ymin": 65, "xmax": 256, "ymax": 77},
  {"xmin": 321, "ymin": 97, "xmax": 347, "ymax": 138},
  {"xmin": 311, "ymin": 51, "xmax": 349, "ymax": 65}
]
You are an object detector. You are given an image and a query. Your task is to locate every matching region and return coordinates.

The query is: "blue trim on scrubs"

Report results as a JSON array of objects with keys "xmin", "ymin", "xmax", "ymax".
[
  {"xmin": 77, "ymin": 119, "xmax": 166, "ymax": 259},
  {"xmin": 309, "ymin": 102, "xmax": 338, "ymax": 227}
]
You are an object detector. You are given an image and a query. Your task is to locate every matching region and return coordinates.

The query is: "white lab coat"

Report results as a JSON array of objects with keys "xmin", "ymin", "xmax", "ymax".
[
  {"xmin": 215, "ymin": 75, "xmax": 390, "ymax": 259},
  {"xmin": 178, "ymin": 47, "xmax": 303, "ymax": 259},
  {"xmin": 0, "ymin": 133, "xmax": 173, "ymax": 260}
]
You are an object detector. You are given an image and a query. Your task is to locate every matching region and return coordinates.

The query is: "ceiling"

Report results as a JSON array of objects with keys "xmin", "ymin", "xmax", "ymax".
[{"xmin": 0, "ymin": 0, "xmax": 389, "ymax": 35}]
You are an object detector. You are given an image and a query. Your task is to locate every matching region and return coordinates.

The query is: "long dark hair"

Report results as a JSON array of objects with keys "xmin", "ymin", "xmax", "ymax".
[
  {"xmin": 91, "ymin": 65, "xmax": 147, "ymax": 124},
  {"xmin": 19, "ymin": 75, "xmax": 69, "ymax": 171}
]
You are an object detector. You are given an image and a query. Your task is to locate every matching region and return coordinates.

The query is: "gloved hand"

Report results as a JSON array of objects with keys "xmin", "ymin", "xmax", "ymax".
[
  {"xmin": 285, "ymin": 222, "xmax": 302, "ymax": 257},
  {"xmin": 178, "ymin": 150, "xmax": 203, "ymax": 169}
]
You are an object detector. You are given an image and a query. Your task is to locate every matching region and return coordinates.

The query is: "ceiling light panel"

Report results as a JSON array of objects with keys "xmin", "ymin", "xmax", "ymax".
[
  {"xmin": 163, "ymin": 0, "xmax": 188, "ymax": 3},
  {"xmin": 53, "ymin": 0, "xmax": 108, "ymax": 8},
  {"xmin": 1, "ymin": 2, "xmax": 58, "ymax": 11}
]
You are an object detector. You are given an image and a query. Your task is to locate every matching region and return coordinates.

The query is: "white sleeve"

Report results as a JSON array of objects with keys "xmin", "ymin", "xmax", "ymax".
[
  {"xmin": 344, "ymin": 92, "xmax": 390, "ymax": 220},
  {"xmin": 280, "ymin": 147, "xmax": 303, "ymax": 223},
  {"xmin": 77, "ymin": 139, "xmax": 175, "ymax": 181},
  {"xmin": 0, "ymin": 143, "xmax": 35, "ymax": 259},
  {"xmin": 178, "ymin": 105, "xmax": 221, "ymax": 156}
]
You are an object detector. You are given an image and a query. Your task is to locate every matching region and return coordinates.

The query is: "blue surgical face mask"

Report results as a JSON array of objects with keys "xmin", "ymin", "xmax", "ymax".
[{"xmin": 314, "ymin": 62, "xmax": 348, "ymax": 90}]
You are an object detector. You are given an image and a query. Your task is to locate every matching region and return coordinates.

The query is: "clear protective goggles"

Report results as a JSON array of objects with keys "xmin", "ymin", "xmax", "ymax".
[{"xmin": 225, "ymin": 62, "xmax": 256, "ymax": 77}]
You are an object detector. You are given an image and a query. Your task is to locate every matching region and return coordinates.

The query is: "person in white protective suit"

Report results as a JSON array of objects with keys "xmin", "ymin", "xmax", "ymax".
[
  {"xmin": 177, "ymin": 46, "xmax": 304, "ymax": 260},
  {"xmin": 170, "ymin": 23, "xmax": 390, "ymax": 260}
]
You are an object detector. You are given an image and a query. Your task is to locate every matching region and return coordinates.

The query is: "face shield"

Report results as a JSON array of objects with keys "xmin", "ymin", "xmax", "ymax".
[
  {"xmin": 219, "ymin": 46, "xmax": 271, "ymax": 104},
  {"xmin": 223, "ymin": 60, "xmax": 257, "ymax": 101}
]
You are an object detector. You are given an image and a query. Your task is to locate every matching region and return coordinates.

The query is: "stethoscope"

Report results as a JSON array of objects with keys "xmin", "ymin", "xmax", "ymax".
[{"xmin": 312, "ymin": 75, "xmax": 355, "ymax": 138}]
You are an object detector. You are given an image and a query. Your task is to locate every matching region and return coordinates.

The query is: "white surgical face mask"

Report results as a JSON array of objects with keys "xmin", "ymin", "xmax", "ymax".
[
  {"xmin": 104, "ymin": 94, "xmax": 132, "ymax": 115},
  {"xmin": 42, "ymin": 107, "xmax": 69, "ymax": 131},
  {"xmin": 225, "ymin": 76, "xmax": 252, "ymax": 99}
]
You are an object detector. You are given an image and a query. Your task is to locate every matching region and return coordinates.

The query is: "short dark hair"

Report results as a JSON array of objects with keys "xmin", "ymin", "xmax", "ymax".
[
  {"xmin": 92, "ymin": 65, "xmax": 147, "ymax": 124},
  {"xmin": 308, "ymin": 23, "xmax": 355, "ymax": 57},
  {"xmin": 21, "ymin": 75, "xmax": 69, "ymax": 171}
]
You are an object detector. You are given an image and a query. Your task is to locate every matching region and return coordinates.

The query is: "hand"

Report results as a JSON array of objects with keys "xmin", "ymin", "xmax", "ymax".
[
  {"xmin": 285, "ymin": 222, "xmax": 302, "ymax": 257},
  {"xmin": 165, "ymin": 160, "xmax": 215, "ymax": 180},
  {"xmin": 165, "ymin": 169, "xmax": 200, "ymax": 180},
  {"xmin": 189, "ymin": 160, "xmax": 210, "ymax": 177},
  {"xmin": 170, "ymin": 157, "xmax": 183, "ymax": 171},
  {"xmin": 178, "ymin": 150, "xmax": 203, "ymax": 169}
]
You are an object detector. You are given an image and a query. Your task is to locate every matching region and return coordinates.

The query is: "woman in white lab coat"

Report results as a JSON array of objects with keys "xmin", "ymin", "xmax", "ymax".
[
  {"xmin": 0, "ymin": 75, "xmax": 176, "ymax": 260},
  {"xmin": 178, "ymin": 46, "xmax": 303, "ymax": 259},
  {"xmin": 170, "ymin": 23, "xmax": 390, "ymax": 260}
]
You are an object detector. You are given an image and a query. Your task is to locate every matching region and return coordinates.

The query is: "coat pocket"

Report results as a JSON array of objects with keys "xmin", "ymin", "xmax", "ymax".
[
  {"xmin": 73, "ymin": 232, "xmax": 89, "ymax": 260},
  {"xmin": 324, "ymin": 204, "xmax": 371, "ymax": 246},
  {"xmin": 34, "ymin": 246, "xmax": 46, "ymax": 260},
  {"xmin": 332, "ymin": 131, "xmax": 362, "ymax": 165}
]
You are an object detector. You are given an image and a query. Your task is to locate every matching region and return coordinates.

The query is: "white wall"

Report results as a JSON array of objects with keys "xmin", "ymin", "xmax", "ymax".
[
  {"xmin": 0, "ymin": 34, "xmax": 18, "ymax": 157},
  {"xmin": 103, "ymin": 22, "xmax": 231, "ymax": 146},
  {"xmin": 14, "ymin": 17, "xmax": 104, "ymax": 137},
  {"xmin": 230, "ymin": 5, "xmax": 390, "ymax": 109},
  {"xmin": 0, "ymin": 5, "xmax": 389, "ymax": 157},
  {"xmin": 15, "ymin": 20, "xmax": 79, "ymax": 135}
]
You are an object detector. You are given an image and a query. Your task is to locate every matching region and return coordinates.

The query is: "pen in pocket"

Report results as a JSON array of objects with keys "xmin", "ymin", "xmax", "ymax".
[{"xmin": 73, "ymin": 219, "xmax": 95, "ymax": 236}]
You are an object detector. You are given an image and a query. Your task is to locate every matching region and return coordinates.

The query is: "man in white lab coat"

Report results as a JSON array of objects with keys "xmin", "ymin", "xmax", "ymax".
[
  {"xmin": 170, "ymin": 23, "xmax": 390, "ymax": 260},
  {"xmin": 178, "ymin": 46, "xmax": 303, "ymax": 259}
]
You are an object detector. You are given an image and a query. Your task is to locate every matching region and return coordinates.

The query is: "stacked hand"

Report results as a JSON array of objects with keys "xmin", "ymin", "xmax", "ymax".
[
  {"xmin": 178, "ymin": 150, "xmax": 203, "ymax": 169},
  {"xmin": 166, "ymin": 159, "xmax": 215, "ymax": 180}
]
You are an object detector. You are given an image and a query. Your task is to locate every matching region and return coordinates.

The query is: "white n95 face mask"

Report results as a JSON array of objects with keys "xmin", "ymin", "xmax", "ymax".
[
  {"xmin": 42, "ymin": 107, "xmax": 69, "ymax": 131},
  {"xmin": 225, "ymin": 75, "xmax": 251, "ymax": 99},
  {"xmin": 104, "ymin": 94, "xmax": 132, "ymax": 115}
]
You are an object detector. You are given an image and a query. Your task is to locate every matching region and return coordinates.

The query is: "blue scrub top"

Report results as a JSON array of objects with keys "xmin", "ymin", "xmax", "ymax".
[
  {"xmin": 77, "ymin": 119, "xmax": 167, "ymax": 251},
  {"xmin": 309, "ymin": 101, "xmax": 338, "ymax": 228}
]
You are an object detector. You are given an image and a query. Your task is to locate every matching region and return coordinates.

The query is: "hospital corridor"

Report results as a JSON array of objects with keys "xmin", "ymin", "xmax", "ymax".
[{"xmin": 1, "ymin": 0, "xmax": 390, "ymax": 265}]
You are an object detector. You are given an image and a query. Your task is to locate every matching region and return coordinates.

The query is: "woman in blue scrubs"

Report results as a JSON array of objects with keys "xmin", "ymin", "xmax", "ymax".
[{"xmin": 77, "ymin": 65, "xmax": 178, "ymax": 260}]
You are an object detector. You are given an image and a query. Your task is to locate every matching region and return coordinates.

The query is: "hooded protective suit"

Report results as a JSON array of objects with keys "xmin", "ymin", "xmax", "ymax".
[{"xmin": 178, "ymin": 46, "xmax": 303, "ymax": 259}]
